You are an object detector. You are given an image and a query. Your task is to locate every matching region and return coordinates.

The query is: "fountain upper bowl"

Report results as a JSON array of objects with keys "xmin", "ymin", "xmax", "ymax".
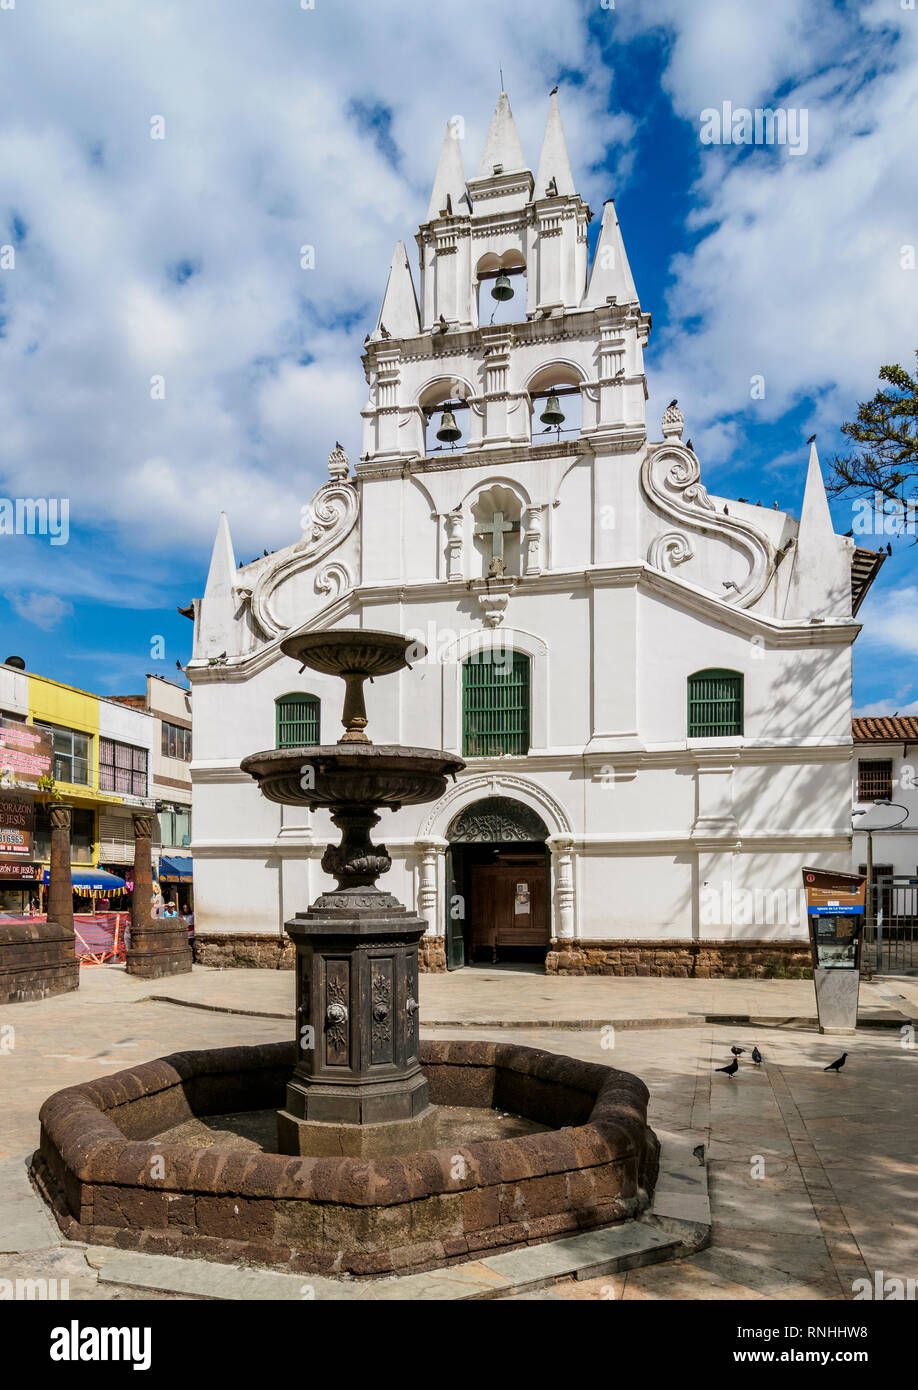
[
  {"xmin": 279, "ymin": 629, "xmax": 423, "ymax": 677},
  {"xmin": 241, "ymin": 744, "xmax": 465, "ymax": 809}
]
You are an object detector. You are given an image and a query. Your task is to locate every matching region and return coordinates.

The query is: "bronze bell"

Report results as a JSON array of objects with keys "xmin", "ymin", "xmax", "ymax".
[
  {"xmin": 491, "ymin": 272, "xmax": 514, "ymax": 301},
  {"xmin": 539, "ymin": 393, "xmax": 565, "ymax": 427},
  {"xmin": 435, "ymin": 409, "xmax": 462, "ymax": 443}
]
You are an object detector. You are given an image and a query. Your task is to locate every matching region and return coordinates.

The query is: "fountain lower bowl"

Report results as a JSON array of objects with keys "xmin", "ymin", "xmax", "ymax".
[
  {"xmin": 240, "ymin": 744, "xmax": 465, "ymax": 808},
  {"xmin": 32, "ymin": 1040, "xmax": 660, "ymax": 1278}
]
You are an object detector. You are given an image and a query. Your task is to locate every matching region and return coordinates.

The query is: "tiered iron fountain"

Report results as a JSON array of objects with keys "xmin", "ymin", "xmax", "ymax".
[
  {"xmin": 241, "ymin": 629, "xmax": 464, "ymax": 1156},
  {"xmin": 32, "ymin": 627, "xmax": 659, "ymax": 1277}
]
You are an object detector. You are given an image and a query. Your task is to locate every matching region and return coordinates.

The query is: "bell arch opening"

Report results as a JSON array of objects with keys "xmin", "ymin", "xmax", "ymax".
[
  {"xmin": 420, "ymin": 377, "xmax": 472, "ymax": 456},
  {"xmin": 475, "ymin": 250, "xmax": 526, "ymax": 327},
  {"xmin": 444, "ymin": 796, "xmax": 550, "ymax": 971},
  {"xmin": 526, "ymin": 362, "xmax": 583, "ymax": 444}
]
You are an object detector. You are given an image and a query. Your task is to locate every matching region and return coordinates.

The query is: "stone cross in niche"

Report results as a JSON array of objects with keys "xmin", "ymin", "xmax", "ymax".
[{"xmin": 474, "ymin": 511, "xmax": 520, "ymax": 577}]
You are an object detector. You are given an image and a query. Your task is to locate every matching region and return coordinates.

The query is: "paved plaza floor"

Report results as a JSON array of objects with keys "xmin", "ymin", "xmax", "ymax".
[{"xmin": 1, "ymin": 964, "xmax": 916, "ymax": 1300}]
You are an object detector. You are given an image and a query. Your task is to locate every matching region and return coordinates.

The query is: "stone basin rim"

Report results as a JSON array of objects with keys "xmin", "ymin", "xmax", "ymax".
[{"xmin": 34, "ymin": 1039, "xmax": 656, "ymax": 1203}]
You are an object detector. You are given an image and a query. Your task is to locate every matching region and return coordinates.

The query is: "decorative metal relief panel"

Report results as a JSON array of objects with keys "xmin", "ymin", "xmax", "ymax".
[
  {"xmin": 405, "ymin": 955, "xmax": 419, "ymax": 1062},
  {"xmin": 370, "ymin": 958, "xmax": 394, "ymax": 1066},
  {"xmin": 324, "ymin": 959, "xmax": 350, "ymax": 1067}
]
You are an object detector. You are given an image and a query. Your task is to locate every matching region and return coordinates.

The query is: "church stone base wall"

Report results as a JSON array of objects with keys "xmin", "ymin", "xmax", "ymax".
[
  {"xmin": 195, "ymin": 933, "xmax": 296, "ymax": 970},
  {"xmin": 546, "ymin": 939, "xmax": 813, "ymax": 979},
  {"xmin": 194, "ymin": 932, "xmax": 811, "ymax": 979},
  {"xmin": 195, "ymin": 931, "xmax": 449, "ymax": 973},
  {"xmin": 419, "ymin": 936, "xmax": 447, "ymax": 973}
]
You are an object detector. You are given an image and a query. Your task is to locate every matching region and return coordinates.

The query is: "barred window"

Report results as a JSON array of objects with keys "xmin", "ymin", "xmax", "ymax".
[
  {"xmin": 462, "ymin": 651, "xmax": 530, "ymax": 757},
  {"xmin": 100, "ymin": 738, "xmax": 148, "ymax": 797},
  {"xmin": 687, "ymin": 670, "xmax": 743, "ymax": 738},
  {"xmin": 275, "ymin": 693, "xmax": 321, "ymax": 748},
  {"xmin": 857, "ymin": 759, "xmax": 893, "ymax": 802}
]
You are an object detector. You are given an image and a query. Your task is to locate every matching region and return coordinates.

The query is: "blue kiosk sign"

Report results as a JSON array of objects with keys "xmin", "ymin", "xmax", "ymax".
[{"xmin": 802, "ymin": 867, "xmax": 867, "ymax": 1034}]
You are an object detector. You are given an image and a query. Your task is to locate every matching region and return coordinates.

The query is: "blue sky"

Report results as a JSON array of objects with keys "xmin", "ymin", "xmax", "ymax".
[{"xmin": 0, "ymin": 0, "xmax": 916, "ymax": 710}]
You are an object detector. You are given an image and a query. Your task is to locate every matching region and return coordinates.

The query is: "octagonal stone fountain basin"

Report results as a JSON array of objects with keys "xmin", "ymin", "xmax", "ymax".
[{"xmin": 31, "ymin": 1041, "xmax": 660, "ymax": 1277}]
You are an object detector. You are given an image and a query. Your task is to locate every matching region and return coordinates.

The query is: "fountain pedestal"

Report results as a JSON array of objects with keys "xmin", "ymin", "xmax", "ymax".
[
  {"xmin": 278, "ymin": 886, "xmax": 436, "ymax": 1156},
  {"xmin": 242, "ymin": 631, "xmax": 464, "ymax": 1159}
]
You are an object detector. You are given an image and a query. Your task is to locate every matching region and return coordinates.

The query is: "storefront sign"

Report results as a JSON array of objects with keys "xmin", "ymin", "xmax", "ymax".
[
  {"xmin": 0, "ymin": 793, "xmax": 34, "ymax": 858},
  {"xmin": 0, "ymin": 860, "xmax": 41, "ymax": 880},
  {"xmin": 0, "ymin": 719, "xmax": 53, "ymax": 789}
]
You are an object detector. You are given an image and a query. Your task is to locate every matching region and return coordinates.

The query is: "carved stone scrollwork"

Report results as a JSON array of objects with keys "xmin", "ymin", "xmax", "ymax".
[
  {"xmin": 248, "ymin": 480, "xmax": 359, "ymax": 638},
  {"xmin": 50, "ymin": 805, "xmax": 73, "ymax": 832},
  {"xmin": 647, "ymin": 531, "xmax": 695, "ymax": 569},
  {"xmin": 642, "ymin": 445, "xmax": 774, "ymax": 608},
  {"xmin": 315, "ymin": 561, "xmax": 353, "ymax": 600}
]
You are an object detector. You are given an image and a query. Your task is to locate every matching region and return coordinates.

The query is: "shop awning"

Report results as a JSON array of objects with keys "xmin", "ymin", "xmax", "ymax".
[
  {"xmin": 41, "ymin": 868, "xmax": 127, "ymax": 889},
  {"xmin": 159, "ymin": 855, "xmax": 193, "ymax": 883}
]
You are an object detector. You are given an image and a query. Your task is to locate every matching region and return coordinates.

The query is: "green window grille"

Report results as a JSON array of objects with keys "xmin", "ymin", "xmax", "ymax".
[
  {"xmin": 687, "ymin": 669, "xmax": 743, "ymax": 738},
  {"xmin": 275, "ymin": 693, "xmax": 321, "ymax": 748},
  {"xmin": 462, "ymin": 652, "xmax": 530, "ymax": 757}
]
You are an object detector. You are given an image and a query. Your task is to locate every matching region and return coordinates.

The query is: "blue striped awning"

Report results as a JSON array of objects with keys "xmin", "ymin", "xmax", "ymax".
[
  {"xmin": 159, "ymin": 855, "xmax": 193, "ymax": 883},
  {"xmin": 41, "ymin": 868, "xmax": 126, "ymax": 889}
]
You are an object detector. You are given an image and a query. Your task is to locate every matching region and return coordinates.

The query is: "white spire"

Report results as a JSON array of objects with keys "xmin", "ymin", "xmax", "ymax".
[
  {"xmin": 534, "ymin": 92, "xmax": 576, "ymax": 197},
  {"xmin": 374, "ymin": 241, "xmax": 421, "ymax": 339},
  {"xmin": 198, "ymin": 512, "xmax": 238, "ymax": 658},
  {"xmin": 426, "ymin": 122, "xmax": 469, "ymax": 221},
  {"xmin": 799, "ymin": 440, "xmax": 835, "ymax": 537},
  {"xmin": 786, "ymin": 442, "xmax": 851, "ymax": 618},
  {"xmin": 475, "ymin": 91, "xmax": 527, "ymax": 177},
  {"xmin": 582, "ymin": 200, "xmax": 639, "ymax": 307}
]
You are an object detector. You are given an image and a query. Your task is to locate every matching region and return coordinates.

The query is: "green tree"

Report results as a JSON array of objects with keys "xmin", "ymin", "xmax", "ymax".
[{"xmin": 828, "ymin": 353, "xmax": 918, "ymax": 506}]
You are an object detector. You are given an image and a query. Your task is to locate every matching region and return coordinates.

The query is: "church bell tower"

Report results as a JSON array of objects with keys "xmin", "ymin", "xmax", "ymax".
[
  {"xmin": 360, "ymin": 90, "xmax": 650, "ymax": 465},
  {"xmin": 356, "ymin": 91, "xmax": 652, "ymax": 590}
]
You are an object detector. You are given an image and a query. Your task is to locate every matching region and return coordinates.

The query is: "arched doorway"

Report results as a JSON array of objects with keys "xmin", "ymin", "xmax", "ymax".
[{"xmin": 445, "ymin": 797, "xmax": 550, "ymax": 969}]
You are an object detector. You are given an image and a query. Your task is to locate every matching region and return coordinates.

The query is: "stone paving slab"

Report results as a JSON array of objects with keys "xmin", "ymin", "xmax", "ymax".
[
  {"xmin": 89, "ymin": 1222, "xmax": 681, "ymax": 1301},
  {"xmin": 0, "ymin": 1155, "xmax": 62, "ymax": 1253},
  {"xmin": 104, "ymin": 962, "xmax": 917, "ymax": 1027}
]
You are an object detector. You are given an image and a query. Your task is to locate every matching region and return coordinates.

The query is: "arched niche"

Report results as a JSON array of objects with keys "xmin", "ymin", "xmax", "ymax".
[{"xmin": 470, "ymin": 482, "xmax": 524, "ymax": 578}]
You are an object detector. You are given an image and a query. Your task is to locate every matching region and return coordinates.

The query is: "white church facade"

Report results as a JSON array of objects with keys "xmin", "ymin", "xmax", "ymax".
[{"xmin": 187, "ymin": 92, "xmax": 882, "ymax": 976}]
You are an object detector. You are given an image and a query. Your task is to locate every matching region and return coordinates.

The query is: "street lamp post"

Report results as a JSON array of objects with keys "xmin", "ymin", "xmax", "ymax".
[{"xmin": 852, "ymin": 799, "xmax": 910, "ymax": 972}]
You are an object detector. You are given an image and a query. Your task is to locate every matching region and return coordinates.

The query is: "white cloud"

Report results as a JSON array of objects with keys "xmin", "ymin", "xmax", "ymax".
[
  {"xmin": 0, "ymin": 0, "xmax": 629, "ymax": 570},
  {"xmin": 855, "ymin": 585, "xmax": 918, "ymax": 660},
  {"xmin": 632, "ymin": 2, "xmax": 918, "ymax": 455},
  {"xmin": 7, "ymin": 590, "xmax": 74, "ymax": 631}
]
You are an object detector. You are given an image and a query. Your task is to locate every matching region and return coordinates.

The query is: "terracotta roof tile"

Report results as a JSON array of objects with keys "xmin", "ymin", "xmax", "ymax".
[{"xmin": 852, "ymin": 715, "xmax": 918, "ymax": 743}]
